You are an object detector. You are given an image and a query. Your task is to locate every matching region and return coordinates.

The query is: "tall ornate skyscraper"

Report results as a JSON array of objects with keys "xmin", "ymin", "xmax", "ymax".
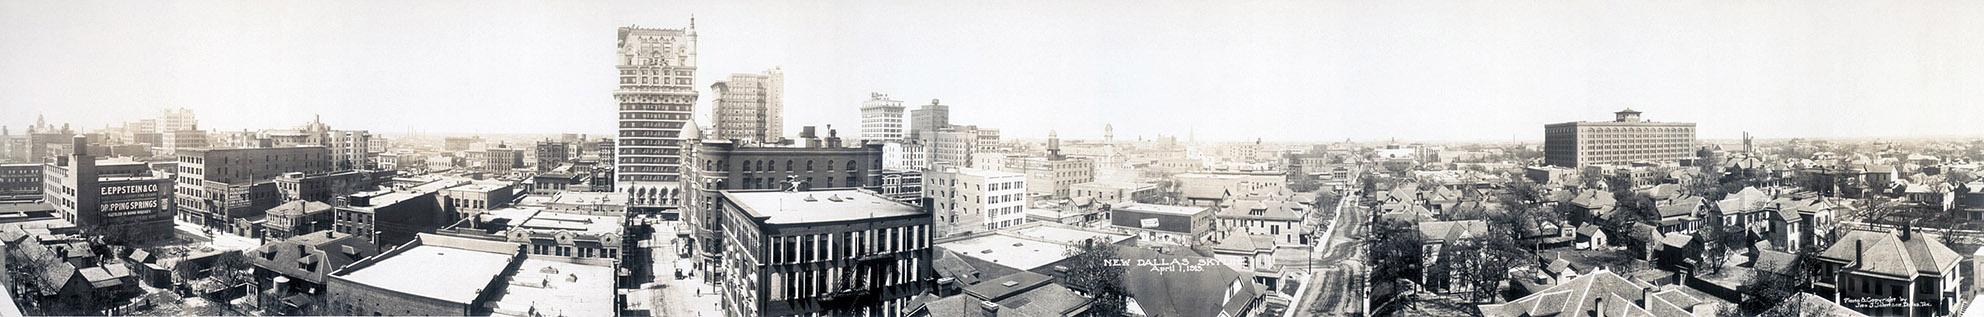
[
  {"xmin": 859, "ymin": 92, "xmax": 905, "ymax": 143},
  {"xmin": 614, "ymin": 21, "xmax": 698, "ymax": 207},
  {"xmin": 709, "ymin": 68, "xmax": 784, "ymax": 144}
]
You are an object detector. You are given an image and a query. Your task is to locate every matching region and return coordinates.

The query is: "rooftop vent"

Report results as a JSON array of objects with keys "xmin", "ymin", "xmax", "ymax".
[
  {"xmin": 1001, "ymin": 280, "xmax": 1019, "ymax": 287},
  {"xmin": 803, "ymin": 194, "xmax": 817, "ymax": 202}
]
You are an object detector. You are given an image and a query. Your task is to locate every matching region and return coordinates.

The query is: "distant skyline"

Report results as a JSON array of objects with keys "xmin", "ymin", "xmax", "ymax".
[{"xmin": 4, "ymin": 1, "xmax": 1983, "ymax": 143}]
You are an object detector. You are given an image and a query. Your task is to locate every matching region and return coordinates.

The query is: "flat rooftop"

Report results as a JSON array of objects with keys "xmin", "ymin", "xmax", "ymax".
[
  {"xmin": 1116, "ymin": 203, "xmax": 1209, "ymax": 216},
  {"xmin": 334, "ymin": 245, "xmax": 514, "ymax": 304},
  {"xmin": 490, "ymin": 258, "xmax": 616, "ymax": 317},
  {"xmin": 549, "ymin": 192, "xmax": 626, "ymax": 206},
  {"xmin": 357, "ymin": 192, "xmax": 426, "ymax": 209},
  {"xmin": 1010, "ymin": 226, "xmax": 1132, "ymax": 245},
  {"xmin": 450, "ymin": 183, "xmax": 508, "ymax": 193},
  {"xmin": 724, "ymin": 189, "xmax": 924, "ymax": 225},
  {"xmin": 517, "ymin": 212, "xmax": 621, "ymax": 234},
  {"xmin": 937, "ymin": 234, "xmax": 1073, "ymax": 271}
]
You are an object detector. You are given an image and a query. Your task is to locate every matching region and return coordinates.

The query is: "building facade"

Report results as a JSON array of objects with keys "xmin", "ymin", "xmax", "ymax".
[
  {"xmin": 1544, "ymin": 109, "xmax": 1697, "ymax": 167},
  {"xmin": 714, "ymin": 189, "xmax": 934, "ymax": 317},
  {"xmin": 614, "ymin": 23, "xmax": 700, "ymax": 193},
  {"xmin": 42, "ymin": 137, "xmax": 176, "ymax": 241},
  {"xmin": 175, "ymin": 146, "xmax": 331, "ymax": 228},
  {"xmin": 710, "ymin": 68, "xmax": 785, "ymax": 144},
  {"xmin": 923, "ymin": 167, "xmax": 1026, "ymax": 237},
  {"xmin": 534, "ymin": 140, "xmax": 572, "ymax": 171},
  {"xmin": 860, "ymin": 92, "xmax": 905, "ymax": 143},
  {"xmin": 681, "ymin": 126, "xmax": 885, "ymax": 279},
  {"xmin": 0, "ymin": 163, "xmax": 42, "ymax": 202},
  {"xmin": 468, "ymin": 145, "xmax": 524, "ymax": 174},
  {"xmin": 908, "ymin": 99, "xmax": 949, "ymax": 141}
]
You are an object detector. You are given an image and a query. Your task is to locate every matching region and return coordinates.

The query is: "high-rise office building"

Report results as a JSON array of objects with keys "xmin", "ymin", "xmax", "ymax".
[
  {"xmin": 710, "ymin": 68, "xmax": 785, "ymax": 144},
  {"xmin": 1543, "ymin": 108, "xmax": 1697, "ymax": 168},
  {"xmin": 859, "ymin": 92, "xmax": 905, "ymax": 143},
  {"xmin": 157, "ymin": 108, "xmax": 199, "ymax": 133},
  {"xmin": 908, "ymin": 99, "xmax": 950, "ymax": 141},
  {"xmin": 614, "ymin": 22, "xmax": 699, "ymax": 207}
]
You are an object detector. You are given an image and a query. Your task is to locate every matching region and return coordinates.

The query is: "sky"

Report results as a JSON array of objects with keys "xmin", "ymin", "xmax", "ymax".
[{"xmin": 3, "ymin": 1, "xmax": 1983, "ymax": 143}]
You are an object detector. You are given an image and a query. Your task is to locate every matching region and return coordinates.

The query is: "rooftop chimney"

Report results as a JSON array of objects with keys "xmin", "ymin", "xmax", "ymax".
[
  {"xmin": 1854, "ymin": 239, "xmax": 1863, "ymax": 264},
  {"xmin": 826, "ymin": 125, "xmax": 842, "ymax": 148},
  {"xmin": 1640, "ymin": 286, "xmax": 1655, "ymax": 309},
  {"xmin": 978, "ymin": 301, "xmax": 999, "ymax": 317},
  {"xmin": 1595, "ymin": 297, "xmax": 1605, "ymax": 317}
]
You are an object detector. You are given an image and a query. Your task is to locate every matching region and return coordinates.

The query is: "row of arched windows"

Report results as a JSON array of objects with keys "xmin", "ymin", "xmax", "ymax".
[{"xmin": 707, "ymin": 159, "xmax": 864, "ymax": 173}]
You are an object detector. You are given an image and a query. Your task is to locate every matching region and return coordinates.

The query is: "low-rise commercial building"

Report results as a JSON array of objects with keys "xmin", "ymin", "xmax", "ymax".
[
  {"xmin": 264, "ymin": 200, "xmax": 334, "ymax": 241},
  {"xmin": 1109, "ymin": 203, "xmax": 1215, "ymax": 246},
  {"xmin": 1070, "ymin": 181, "xmax": 1160, "ymax": 204},
  {"xmin": 42, "ymin": 137, "xmax": 175, "ymax": 241},
  {"xmin": 324, "ymin": 233, "xmax": 616, "ymax": 316},
  {"xmin": 333, "ymin": 191, "xmax": 448, "ymax": 249}
]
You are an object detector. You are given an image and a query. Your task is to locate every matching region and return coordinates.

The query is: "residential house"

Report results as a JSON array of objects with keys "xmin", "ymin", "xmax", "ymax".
[
  {"xmin": 1419, "ymin": 220, "xmax": 1488, "ymax": 294},
  {"xmin": 1478, "ymin": 269, "xmax": 1706, "ymax": 317},
  {"xmin": 1813, "ymin": 228, "xmax": 1963, "ymax": 317}
]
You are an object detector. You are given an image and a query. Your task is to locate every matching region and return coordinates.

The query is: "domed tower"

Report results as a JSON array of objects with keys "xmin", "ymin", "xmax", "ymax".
[{"xmin": 1104, "ymin": 123, "xmax": 1114, "ymax": 144}]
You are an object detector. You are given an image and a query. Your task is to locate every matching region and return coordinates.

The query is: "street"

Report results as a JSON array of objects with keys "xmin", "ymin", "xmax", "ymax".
[{"xmin": 1289, "ymin": 189, "xmax": 1370, "ymax": 316}]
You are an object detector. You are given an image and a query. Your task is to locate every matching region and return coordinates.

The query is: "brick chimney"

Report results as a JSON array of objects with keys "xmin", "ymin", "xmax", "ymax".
[
  {"xmin": 1594, "ymin": 296, "xmax": 1605, "ymax": 317},
  {"xmin": 1854, "ymin": 239, "xmax": 1863, "ymax": 264}
]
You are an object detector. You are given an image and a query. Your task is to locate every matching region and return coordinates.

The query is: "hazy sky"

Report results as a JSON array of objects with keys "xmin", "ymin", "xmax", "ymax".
[{"xmin": 4, "ymin": 1, "xmax": 1982, "ymax": 143}]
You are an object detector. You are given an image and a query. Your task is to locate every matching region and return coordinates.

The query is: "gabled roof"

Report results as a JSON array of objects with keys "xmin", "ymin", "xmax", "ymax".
[
  {"xmin": 1817, "ymin": 230, "xmax": 1961, "ymax": 279},
  {"xmin": 1478, "ymin": 269, "xmax": 1699, "ymax": 317},
  {"xmin": 1753, "ymin": 250, "xmax": 1798, "ymax": 275},
  {"xmin": 932, "ymin": 249, "xmax": 982, "ymax": 285},
  {"xmin": 1656, "ymin": 197, "xmax": 1703, "ymax": 219},
  {"xmin": 1211, "ymin": 233, "xmax": 1275, "ymax": 254},
  {"xmin": 1717, "ymin": 187, "xmax": 1771, "ymax": 213},
  {"xmin": 1418, "ymin": 220, "xmax": 1488, "ymax": 244},
  {"xmin": 251, "ymin": 231, "xmax": 379, "ymax": 285},
  {"xmin": 1116, "ymin": 247, "xmax": 1260, "ymax": 317},
  {"xmin": 1569, "ymin": 190, "xmax": 1616, "ymax": 209},
  {"xmin": 1763, "ymin": 293, "xmax": 1868, "ymax": 317}
]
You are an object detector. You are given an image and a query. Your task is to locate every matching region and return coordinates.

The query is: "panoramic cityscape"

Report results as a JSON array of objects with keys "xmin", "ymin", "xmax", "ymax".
[{"xmin": 4, "ymin": 1, "xmax": 1984, "ymax": 317}]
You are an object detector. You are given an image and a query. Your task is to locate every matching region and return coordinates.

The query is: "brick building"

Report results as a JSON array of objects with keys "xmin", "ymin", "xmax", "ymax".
[
  {"xmin": 680, "ymin": 125, "xmax": 885, "ymax": 278},
  {"xmin": 1544, "ymin": 109, "xmax": 1697, "ymax": 168},
  {"xmin": 714, "ymin": 189, "xmax": 934, "ymax": 317},
  {"xmin": 174, "ymin": 146, "xmax": 331, "ymax": 228}
]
